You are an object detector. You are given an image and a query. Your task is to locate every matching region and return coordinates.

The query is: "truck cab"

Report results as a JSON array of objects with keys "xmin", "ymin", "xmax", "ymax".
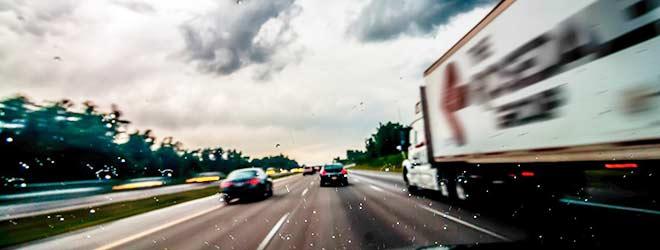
[{"xmin": 403, "ymin": 101, "xmax": 440, "ymax": 193}]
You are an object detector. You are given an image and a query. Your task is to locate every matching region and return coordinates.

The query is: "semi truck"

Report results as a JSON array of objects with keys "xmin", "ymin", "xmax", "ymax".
[{"xmin": 403, "ymin": 0, "xmax": 660, "ymax": 202}]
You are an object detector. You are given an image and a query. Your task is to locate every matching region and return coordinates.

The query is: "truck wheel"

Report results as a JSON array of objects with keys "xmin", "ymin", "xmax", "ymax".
[
  {"xmin": 407, "ymin": 184, "xmax": 419, "ymax": 194},
  {"xmin": 455, "ymin": 176, "xmax": 469, "ymax": 201},
  {"xmin": 403, "ymin": 168, "xmax": 419, "ymax": 195}
]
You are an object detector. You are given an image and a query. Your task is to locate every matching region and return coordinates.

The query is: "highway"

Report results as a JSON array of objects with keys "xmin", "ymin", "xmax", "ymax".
[
  {"xmin": 19, "ymin": 171, "xmax": 526, "ymax": 250},
  {"xmin": 17, "ymin": 170, "xmax": 659, "ymax": 249}
]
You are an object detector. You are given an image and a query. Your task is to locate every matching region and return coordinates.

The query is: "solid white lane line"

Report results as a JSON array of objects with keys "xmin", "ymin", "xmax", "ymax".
[
  {"xmin": 95, "ymin": 204, "xmax": 224, "ymax": 250},
  {"xmin": 420, "ymin": 205, "xmax": 510, "ymax": 241},
  {"xmin": 301, "ymin": 188, "xmax": 308, "ymax": 197},
  {"xmin": 256, "ymin": 212, "xmax": 290, "ymax": 250},
  {"xmin": 369, "ymin": 185, "xmax": 384, "ymax": 192}
]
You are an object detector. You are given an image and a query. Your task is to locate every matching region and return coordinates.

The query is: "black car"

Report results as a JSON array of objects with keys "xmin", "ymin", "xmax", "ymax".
[
  {"xmin": 319, "ymin": 164, "xmax": 348, "ymax": 186},
  {"xmin": 220, "ymin": 168, "xmax": 273, "ymax": 204}
]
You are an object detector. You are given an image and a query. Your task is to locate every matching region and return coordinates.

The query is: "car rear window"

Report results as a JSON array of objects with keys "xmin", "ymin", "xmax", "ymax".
[
  {"xmin": 323, "ymin": 164, "xmax": 343, "ymax": 171},
  {"xmin": 227, "ymin": 170, "xmax": 257, "ymax": 180}
]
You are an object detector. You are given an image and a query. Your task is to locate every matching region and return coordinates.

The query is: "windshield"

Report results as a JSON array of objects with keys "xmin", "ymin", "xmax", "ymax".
[{"xmin": 1, "ymin": 1, "xmax": 658, "ymax": 249}]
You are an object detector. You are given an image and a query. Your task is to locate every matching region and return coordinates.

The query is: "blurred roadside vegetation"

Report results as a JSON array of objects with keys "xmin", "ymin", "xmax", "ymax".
[
  {"xmin": 350, "ymin": 154, "xmax": 404, "ymax": 173},
  {"xmin": 334, "ymin": 122, "xmax": 410, "ymax": 172},
  {"xmin": 0, "ymin": 94, "xmax": 298, "ymax": 189}
]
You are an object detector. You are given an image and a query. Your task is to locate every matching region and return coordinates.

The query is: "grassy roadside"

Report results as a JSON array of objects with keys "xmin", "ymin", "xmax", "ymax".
[
  {"xmin": 347, "ymin": 154, "xmax": 404, "ymax": 173},
  {"xmin": 0, "ymin": 172, "xmax": 301, "ymax": 247},
  {"xmin": 350, "ymin": 164, "xmax": 403, "ymax": 173},
  {"xmin": 0, "ymin": 186, "xmax": 219, "ymax": 247}
]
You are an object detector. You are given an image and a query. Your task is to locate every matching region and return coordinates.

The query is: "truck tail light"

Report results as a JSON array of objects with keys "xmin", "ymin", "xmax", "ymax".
[
  {"xmin": 521, "ymin": 171, "xmax": 535, "ymax": 177},
  {"xmin": 341, "ymin": 168, "xmax": 347, "ymax": 175},
  {"xmin": 320, "ymin": 170, "xmax": 327, "ymax": 176},
  {"xmin": 604, "ymin": 163, "xmax": 638, "ymax": 169}
]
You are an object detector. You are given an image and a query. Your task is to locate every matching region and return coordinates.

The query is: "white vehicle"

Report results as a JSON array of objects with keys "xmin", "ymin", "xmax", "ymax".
[{"xmin": 404, "ymin": 0, "xmax": 660, "ymax": 201}]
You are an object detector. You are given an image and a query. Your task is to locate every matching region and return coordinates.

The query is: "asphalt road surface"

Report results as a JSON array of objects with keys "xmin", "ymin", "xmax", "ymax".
[
  {"xmin": 19, "ymin": 169, "xmax": 659, "ymax": 249},
  {"xmin": 20, "ymin": 171, "xmax": 527, "ymax": 250}
]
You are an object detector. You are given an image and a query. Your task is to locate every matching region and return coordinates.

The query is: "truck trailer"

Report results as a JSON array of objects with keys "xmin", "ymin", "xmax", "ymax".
[{"xmin": 404, "ymin": 0, "xmax": 660, "ymax": 203}]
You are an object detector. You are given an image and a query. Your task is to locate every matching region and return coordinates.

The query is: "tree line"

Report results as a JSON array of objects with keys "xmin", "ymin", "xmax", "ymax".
[
  {"xmin": 337, "ymin": 121, "xmax": 411, "ymax": 163},
  {"xmin": 0, "ymin": 95, "xmax": 298, "ymax": 184}
]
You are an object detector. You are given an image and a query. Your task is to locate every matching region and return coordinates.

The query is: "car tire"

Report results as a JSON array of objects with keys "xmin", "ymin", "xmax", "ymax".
[
  {"xmin": 267, "ymin": 184, "xmax": 274, "ymax": 197},
  {"xmin": 223, "ymin": 195, "xmax": 233, "ymax": 205}
]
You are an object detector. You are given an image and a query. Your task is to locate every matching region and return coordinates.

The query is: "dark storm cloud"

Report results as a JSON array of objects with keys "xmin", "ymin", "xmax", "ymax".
[
  {"xmin": 111, "ymin": 0, "xmax": 155, "ymax": 14},
  {"xmin": 180, "ymin": 0, "xmax": 300, "ymax": 78},
  {"xmin": 350, "ymin": 0, "xmax": 495, "ymax": 42}
]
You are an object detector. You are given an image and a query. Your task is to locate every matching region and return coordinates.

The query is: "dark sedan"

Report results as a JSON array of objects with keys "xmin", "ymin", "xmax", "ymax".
[
  {"xmin": 220, "ymin": 168, "xmax": 273, "ymax": 204},
  {"xmin": 319, "ymin": 164, "xmax": 348, "ymax": 186}
]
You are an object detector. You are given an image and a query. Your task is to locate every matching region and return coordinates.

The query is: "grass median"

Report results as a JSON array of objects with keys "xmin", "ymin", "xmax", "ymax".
[
  {"xmin": 0, "ymin": 186, "xmax": 219, "ymax": 247},
  {"xmin": 0, "ymin": 173, "xmax": 300, "ymax": 247}
]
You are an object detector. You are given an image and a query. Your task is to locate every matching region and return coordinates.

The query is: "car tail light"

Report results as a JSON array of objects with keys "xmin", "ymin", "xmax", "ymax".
[
  {"xmin": 248, "ymin": 178, "xmax": 260, "ymax": 186},
  {"xmin": 220, "ymin": 181, "xmax": 233, "ymax": 188},
  {"xmin": 320, "ymin": 169, "xmax": 327, "ymax": 176},
  {"xmin": 521, "ymin": 171, "xmax": 535, "ymax": 177},
  {"xmin": 605, "ymin": 163, "xmax": 638, "ymax": 169},
  {"xmin": 341, "ymin": 168, "xmax": 347, "ymax": 175}
]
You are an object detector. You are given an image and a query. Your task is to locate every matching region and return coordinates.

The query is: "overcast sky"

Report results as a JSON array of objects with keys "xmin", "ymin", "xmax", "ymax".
[{"xmin": 0, "ymin": 0, "xmax": 495, "ymax": 165}]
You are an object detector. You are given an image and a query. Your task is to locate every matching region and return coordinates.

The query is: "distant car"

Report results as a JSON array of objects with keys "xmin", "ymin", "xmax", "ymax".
[
  {"xmin": 220, "ymin": 168, "xmax": 273, "ymax": 204},
  {"xmin": 291, "ymin": 167, "xmax": 304, "ymax": 173},
  {"xmin": 319, "ymin": 164, "xmax": 348, "ymax": 186},
  {"xmin": 313, "ymin": 165, "xmax": 321, "ymax": 171},
  {"xmin": 265, "ymin": 167, "xmax": 277, "ymax": 176},
  {"xmin": 302, "ymin": 166, "xmax": 315, "ymax": 175}
]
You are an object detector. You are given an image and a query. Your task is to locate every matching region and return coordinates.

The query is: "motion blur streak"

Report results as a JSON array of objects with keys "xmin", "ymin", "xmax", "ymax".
[
  {"xmin": 111, "ymin": 181, "xmax": 163, "ymax": 190},
  {"xmin": 185, "ymin": 176, "xmax": 221, "ymax": 183}
]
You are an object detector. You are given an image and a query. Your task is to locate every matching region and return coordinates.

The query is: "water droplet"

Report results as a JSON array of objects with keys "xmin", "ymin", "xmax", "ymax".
[
  {"xmin": 89, "ymin": 209, "xmax": 96, "ymax": 214},
  {"xmin": 86, "ymin": 235, "xmax": 91, "ymax": 239},
  {"xmin": 59, "ymin": 218, "xmax": 64, "ymax": 221},
  {"xmin": 312, "ymin": 210, "xmax": 316, "ymax": 214},
  {"xmin": 5, "ymin": 137, "xmax": 13, "ymax": 143}
]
